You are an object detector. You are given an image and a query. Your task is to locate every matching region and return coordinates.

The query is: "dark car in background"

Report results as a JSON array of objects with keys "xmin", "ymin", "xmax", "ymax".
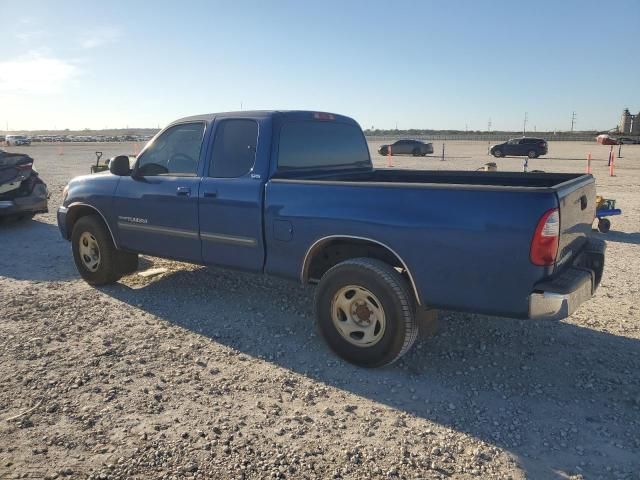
[
  {"xmin": 378, "ymin": 139, "xmax": 434, "ymax": 156},
  {"xmin": 490, "ymin": 137, "xmax": 548, "ymax": 158},
  {"xmin": 0, "ymin": 150, "xmax": 48, "ymax": 220}
]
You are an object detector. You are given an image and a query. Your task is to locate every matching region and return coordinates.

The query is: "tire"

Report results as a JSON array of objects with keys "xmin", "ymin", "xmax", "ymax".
[
  {"xmin": 412, "ymin": 148, "xmax": 421, "ymax": 157},
  {"xmin": 598, "ymin": 218, "xmax": 611, "ymax": 233},
  {"xmin": 493, "ymin": 149, "xmax": 503, "ymax": 158},
  {"xmin": 314, "ymin": 258, "xmax": 418, "ymax": 368},
  {"xmin": 71, "ymin": 215, "xmax": 124, "ymax": 285},
  {"xmin": 528, "ymin": 150, "xmax": 538, "ymax": 159}
]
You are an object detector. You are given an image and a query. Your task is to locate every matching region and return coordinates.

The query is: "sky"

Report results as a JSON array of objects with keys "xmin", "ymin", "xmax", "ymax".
[{"xmin": 1, "ymin": 0, "xmax": 639, "ymax": 132}]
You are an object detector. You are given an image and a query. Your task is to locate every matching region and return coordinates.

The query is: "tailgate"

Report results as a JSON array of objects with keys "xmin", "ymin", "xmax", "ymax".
[{"xmin": 555, "ymin": 175, "xmax": 596, "ymax": 270}]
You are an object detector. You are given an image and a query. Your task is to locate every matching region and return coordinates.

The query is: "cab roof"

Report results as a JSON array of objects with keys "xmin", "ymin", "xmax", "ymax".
[{"xmin": 172, "ymin": 110, "xmax": 358, "ymax": 126}]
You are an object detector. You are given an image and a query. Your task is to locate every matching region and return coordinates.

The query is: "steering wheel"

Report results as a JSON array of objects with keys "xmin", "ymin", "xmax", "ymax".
[{"xmin": 167, "ymin": 153, "xmax": 196, "ymax": 174}]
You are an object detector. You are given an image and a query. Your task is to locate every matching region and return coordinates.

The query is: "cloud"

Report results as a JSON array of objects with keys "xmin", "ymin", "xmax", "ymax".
[
  {"xmin": 0, "ymin": 54, "xmax": 79, "ymax": 95},
  {"xmin": 80, "ymin": 26, "xmax": 122, "ymax": 49},
  {"xmin": 16, "ymin": 30, "xmax": 44, "ymax": 42}
]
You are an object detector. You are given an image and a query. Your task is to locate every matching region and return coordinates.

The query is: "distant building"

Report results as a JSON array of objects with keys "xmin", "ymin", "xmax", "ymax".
[{"xmin": 619, "ymin": 108, "xmax": 639, "ymax": 135}]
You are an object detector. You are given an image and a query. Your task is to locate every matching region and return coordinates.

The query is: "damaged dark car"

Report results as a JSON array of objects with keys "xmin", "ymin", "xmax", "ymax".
[{"xmin": 0, "ymin": 149, "xmax": 48, "ymax": 221}]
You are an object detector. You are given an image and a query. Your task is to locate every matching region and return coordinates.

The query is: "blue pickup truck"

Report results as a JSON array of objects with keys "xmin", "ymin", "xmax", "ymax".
[{"xmin": 58, "ymin": 111, "xmax": 605, "ymax": 367}]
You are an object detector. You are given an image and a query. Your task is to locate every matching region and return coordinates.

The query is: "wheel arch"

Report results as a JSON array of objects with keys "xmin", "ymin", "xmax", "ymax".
[
  {"xmin": 301, "ymin": 235, "xmax": 422, "ymax": 305},
  {"xmin": 66, "ymin": 203, "xmax": 118, "ymax": 247}
]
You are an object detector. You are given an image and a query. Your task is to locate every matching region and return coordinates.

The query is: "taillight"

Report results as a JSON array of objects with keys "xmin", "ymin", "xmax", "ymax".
[
  {"xmin": 312, "ymin": 112, "xmax": 335, "ymax": 121},
  {"xmin": 530, "ymin": 208, "xmax": 560, "ymax": 266},
  {"xmin": 15, "ymin": 162, "xmax": 33, "ymax": 171}
]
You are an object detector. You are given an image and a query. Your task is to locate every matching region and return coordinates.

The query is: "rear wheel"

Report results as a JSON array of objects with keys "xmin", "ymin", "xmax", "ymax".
[
  {"xmin": 598, "ymin": 218, "xmax": 611, "ymax": 233},
  {"xmin": 412, "ymin": 147, "xmax": 421, "ymax": 157},
  {"xmin": 528, "ymin": 150, "xmax": 538, "ymax": 159},
  {"xmin": 493, "ymin": 148, "xmax": 503, "ymax": 158},
  {"xmin": 314, "ymin": 258, "xmax": 418, "ymax": 368}
]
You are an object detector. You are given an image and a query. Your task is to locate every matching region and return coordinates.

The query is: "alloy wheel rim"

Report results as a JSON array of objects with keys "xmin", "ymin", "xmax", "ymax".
[
  {"xmin": 331, "ymin": 285, "xmax": 386, "ymax": 347},
  {"xmin": 79, "ymin": 232, "xmax": 101, "ymax": 272}
]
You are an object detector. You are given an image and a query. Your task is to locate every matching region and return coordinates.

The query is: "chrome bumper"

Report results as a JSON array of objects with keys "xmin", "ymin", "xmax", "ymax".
[{"xmin": 529, "ymin": 238, "xmax": 605, "ymax": 320}]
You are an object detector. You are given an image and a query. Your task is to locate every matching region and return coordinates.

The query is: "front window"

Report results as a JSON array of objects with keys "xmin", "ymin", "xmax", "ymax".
[{"xmin": 136, "ymin": 122, "xmax": 205, "ymax": 176}]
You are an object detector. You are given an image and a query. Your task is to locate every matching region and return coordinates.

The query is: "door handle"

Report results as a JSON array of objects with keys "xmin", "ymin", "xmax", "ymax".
[
  {"xmin": 203, "ymin": 190, "xmax": 218, "ymax": 198},
  {"xmin": 176, "ymin": 186, "xmax": 191, "ymax": 197}
]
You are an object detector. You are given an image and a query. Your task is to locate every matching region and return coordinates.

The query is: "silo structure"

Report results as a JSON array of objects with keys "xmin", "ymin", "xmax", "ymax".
[
  {"xmin": 620, "ymin": 108, "xmax": 632, "ymax": 134},
  {"xmin": 631, "ymin": 111, "xmax": 640, "ymax": 135}
]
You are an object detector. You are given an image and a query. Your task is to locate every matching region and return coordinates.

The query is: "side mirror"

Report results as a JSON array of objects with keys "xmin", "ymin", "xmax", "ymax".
[{"xmin": 109, "ymin": 155, "xmax": 131, "ymax": 176}]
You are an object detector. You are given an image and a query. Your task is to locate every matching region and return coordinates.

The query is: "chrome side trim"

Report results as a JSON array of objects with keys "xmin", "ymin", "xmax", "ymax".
[
  {"xmin": 201, "ymin": 232, "xmax": 257, "ymax": 246},
  {"xmin": 300, "ymin": 235, "xmax": 422, "ymax": 305},
  {"xmin": 67, "ymin": 202, "xmax": 118, "ymax": 248},
  {"xmin": 117, "ymin": 221, "xmax": 198, "ymax": 239}
]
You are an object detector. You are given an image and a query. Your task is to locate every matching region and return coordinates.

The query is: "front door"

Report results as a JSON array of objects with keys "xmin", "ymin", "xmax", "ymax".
[
  {"xmin": 114, "ymin": 122, "xmax": 205, "ymax": 262},
  {"xmin": 199, "ymin": 118, "xmax": 265, "ymax": 272},
  {"xmin": 504, "ymin": 139, "xmax": 518, "ymax": 156}
]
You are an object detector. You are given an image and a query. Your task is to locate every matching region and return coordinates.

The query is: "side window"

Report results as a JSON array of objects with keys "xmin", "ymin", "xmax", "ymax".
[
  {"xmin": 209, "ymin": 119, "xmax": 258, "ymax": 178},
  {"xmin": 136, "ymin": 122, "xmax": 205, "ymax": 176}
]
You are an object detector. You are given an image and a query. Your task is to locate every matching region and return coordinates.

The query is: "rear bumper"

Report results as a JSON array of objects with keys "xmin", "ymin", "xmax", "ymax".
[
  {"xmin": 528, "ymin": 238, "xmax": 605, "ymax": 320},
  {"xmin": 0, "ymin": 194, "xmax": 48, "ymax": 217}
]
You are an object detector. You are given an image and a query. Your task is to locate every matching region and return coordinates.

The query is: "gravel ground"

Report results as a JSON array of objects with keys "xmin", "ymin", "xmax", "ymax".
[{"xmin": 0, "ymin": 141, "xmax": 639, "ymax": 480}]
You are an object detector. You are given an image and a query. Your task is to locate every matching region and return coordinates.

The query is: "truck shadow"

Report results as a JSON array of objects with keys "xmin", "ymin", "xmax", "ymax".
[
  {"xmin": 0, "ymin": 218, "xmax": 78, "ymax": 281},
  {"xmin": 102, "ymin": 265, "xmax": 640, "ymax": 479},
  {"xmin": 595, "ymin": 231, "xmax": 640, "ymax": 245}
]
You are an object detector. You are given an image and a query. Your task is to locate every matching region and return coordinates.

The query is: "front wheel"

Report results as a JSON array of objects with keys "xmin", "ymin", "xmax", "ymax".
[
  {"xmin": 528, "ymin": 150, "xmax": 538, "ymax": 159},
  {"xmin": 71, "ymin": 215, "xmax": 130, "ymax": 285},
  {"xmin": 314, "ymin": 258, "xmax": 418, "ymax": 368},
  {"xmin": 412, "ymin": 148, "xmax": 421, "ymax": 157},
  {"xmin": 493, "ymin": 149, "xmax": 503, "ymax": 158}
]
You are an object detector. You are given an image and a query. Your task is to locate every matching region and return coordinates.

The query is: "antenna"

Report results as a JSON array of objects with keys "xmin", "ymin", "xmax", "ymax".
[
  {"xmin": 523, "ymin": 112, "xmax": 528, "ymax": 136},
  {"xmin": 570, "ymin": 111, "xmax": 576, "ymax": 133}
]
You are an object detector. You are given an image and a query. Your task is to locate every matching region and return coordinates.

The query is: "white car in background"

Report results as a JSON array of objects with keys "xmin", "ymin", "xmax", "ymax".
[{"xmin": 5, "ymin": 135, "xmax": 32, "ymax": 146}]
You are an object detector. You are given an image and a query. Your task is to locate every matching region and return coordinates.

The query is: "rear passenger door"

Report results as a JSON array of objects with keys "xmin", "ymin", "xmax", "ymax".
[{"xmin": 198, "ymin": 118, "xmax": 266, "ymax": 272}]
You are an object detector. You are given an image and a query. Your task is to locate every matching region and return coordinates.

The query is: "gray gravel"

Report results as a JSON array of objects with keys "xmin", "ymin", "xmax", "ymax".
[{"xmin": 0, "ymin": 141, "xmax": 639, "ymax": 479}]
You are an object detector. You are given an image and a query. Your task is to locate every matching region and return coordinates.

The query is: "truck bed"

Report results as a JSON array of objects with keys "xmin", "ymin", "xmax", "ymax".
[
  {"xmin": 266, "ymin": 168, "xmax": 596, "ymax": 318},
  {"xmin": 274, "ymin": 169, "xmax": 587, "ymax": 190}
]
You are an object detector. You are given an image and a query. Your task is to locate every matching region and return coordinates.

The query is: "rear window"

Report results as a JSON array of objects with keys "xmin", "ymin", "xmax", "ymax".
[{"xmin": 278, "ymin": 121, "xmax": 370, "ymax": 170}]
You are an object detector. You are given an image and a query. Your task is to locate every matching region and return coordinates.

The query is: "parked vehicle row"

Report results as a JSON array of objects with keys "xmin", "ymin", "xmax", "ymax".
[
  {"xmin": 58, "ymin": 110, "xmax": 604, "ymax": 368},
  {"xmin": 377, "ymin": 137, "xmax": 551, "ymax": 159},
  {"xmin": 3, "ymin": 134, "xmax": 155, "ymax": 145}
]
